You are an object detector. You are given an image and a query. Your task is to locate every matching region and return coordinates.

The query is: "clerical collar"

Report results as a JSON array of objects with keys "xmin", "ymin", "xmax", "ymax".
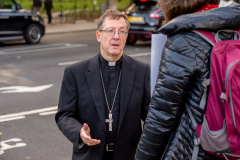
[{"xmin": 99, "ymin": 53, "xmax": 122, "ymax": 66}]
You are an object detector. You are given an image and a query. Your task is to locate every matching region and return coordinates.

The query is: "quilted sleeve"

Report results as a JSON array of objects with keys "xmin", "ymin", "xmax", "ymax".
[{"xmin": 135, "ymin": 33, "xmax": 198, "ymax": 160}]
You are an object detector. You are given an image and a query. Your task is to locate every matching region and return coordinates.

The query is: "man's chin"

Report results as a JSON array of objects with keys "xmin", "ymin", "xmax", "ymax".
[{"xmin": 109, "ymin": 50, "xmax": 122, "ymax": 56}]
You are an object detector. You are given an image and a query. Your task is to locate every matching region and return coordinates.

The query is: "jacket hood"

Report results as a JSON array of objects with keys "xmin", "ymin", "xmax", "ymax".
[{"xmin": 157, "ymin": 2, "xmax": 240, "ymax": 36}]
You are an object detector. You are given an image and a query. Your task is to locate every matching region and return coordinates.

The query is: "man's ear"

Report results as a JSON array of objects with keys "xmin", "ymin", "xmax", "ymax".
[{"xmin": 96, "ymin": 30, "xmax": 101, "ymax": 42}]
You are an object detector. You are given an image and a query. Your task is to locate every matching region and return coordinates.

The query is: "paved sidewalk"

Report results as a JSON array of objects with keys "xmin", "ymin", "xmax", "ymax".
[{"xmin": 45, "ymin": 19, "xmax": 98, "ymax": 35}]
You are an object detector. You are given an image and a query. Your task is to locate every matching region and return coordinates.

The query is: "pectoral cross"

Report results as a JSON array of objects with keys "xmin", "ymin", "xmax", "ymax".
[{"xmin": 105, "ymin": 113, "xmax": 113, "ymax": 131}]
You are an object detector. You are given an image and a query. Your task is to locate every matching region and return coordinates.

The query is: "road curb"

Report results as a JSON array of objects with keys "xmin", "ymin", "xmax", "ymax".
[{"xmin": 45, "ymin": 28, "xmax": 96, "ymax": 35}]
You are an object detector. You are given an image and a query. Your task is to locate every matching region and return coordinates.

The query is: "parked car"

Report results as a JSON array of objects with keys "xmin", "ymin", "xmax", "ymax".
[
  {"xmin": 0, "ymin": 0, "xmax": 45, "ymax": 44},
  {"xmin": 125, "ymin": 0, "xmax": 164, "ymax": 45}
]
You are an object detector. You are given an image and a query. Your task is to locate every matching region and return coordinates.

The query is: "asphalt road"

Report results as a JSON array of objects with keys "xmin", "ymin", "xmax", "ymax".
[{"xmin": 0, "ymin": 31, "xmax": 151, "ymax": 160}]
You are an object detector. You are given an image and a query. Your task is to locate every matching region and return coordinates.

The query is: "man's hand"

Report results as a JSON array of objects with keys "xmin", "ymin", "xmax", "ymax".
[{"xmin": 80, "ymin": 123, "xmax": 101, "ymax": 146}]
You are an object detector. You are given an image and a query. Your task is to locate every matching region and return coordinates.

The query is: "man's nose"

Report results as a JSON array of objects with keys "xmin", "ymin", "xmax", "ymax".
[{"xmin": 113, "ymin": 31, "xmax": 120, "ymax": 38}]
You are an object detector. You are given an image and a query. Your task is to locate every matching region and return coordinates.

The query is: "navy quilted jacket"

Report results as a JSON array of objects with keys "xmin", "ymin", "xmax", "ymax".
[{"xmin": 135, "ymin": 3, "xmax": 240, "ymax": 160}]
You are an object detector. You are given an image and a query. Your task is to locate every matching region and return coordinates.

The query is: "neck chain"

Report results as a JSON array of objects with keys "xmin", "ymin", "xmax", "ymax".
[{"xmin": 99, "ymin": 66, "xmax": 122, "ymax": 131}]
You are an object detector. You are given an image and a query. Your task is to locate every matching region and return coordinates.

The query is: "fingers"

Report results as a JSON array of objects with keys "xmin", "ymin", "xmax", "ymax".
[
  {"xmin": 80, "ymin": 124, "xmax": 91, "ymax": 141},
  {"xmin": 83, "ymin": 123, "xmax": 90, "ymax": 135},
  {"xmin": 80, "ymin": 123, "xmax": 101, "ymax": 146},
  {"xmin": 86, "ymin": 139, "xmax": 101, "ymax": 146}
]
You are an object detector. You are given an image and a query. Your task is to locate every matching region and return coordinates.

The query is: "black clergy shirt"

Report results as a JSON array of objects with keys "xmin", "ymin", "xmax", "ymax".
[{"xmin": 99, "ymin": 53, "xmax": 122, "ymax": 144}]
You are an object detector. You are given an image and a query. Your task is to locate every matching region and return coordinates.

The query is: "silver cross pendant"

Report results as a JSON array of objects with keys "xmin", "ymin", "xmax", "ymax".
[{"xmin": 105, "ymin": 113, "xmax": 113, "ymax": 131}]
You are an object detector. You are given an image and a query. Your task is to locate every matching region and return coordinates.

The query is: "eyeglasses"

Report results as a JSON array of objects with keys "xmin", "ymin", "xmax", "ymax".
[{"xmin": 100, "ymin": 29, "xmax": 128, "ymax": 37}]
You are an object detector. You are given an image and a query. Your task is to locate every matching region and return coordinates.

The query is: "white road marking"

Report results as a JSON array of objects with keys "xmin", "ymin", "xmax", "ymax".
[
  {"xmin": 0, "ymin": 138, "xmax": 27, "ymax": 155},
  {"xmin": 0, "ymin": 43, "xmax": 87, "ymax": 55},
  {"xmin": 0, "ymin": 116, "xmax": 26, "ymax": 122},
  {"xmin": 0, "ymin": 106, "xmax": 57, "ymax": 121},
  {"xmin": 129, "ymin": 52, "xmax": 151, "ymax": 57},
  {"xmin": 39, "ymin": 111, "xmax": 57, "ymax": 116},
  {"xmin": 0, "ymin": 84, "xmax": 53, "ymax": 93},
  {"xmin": 58, "ymin": 60, "xmax": 82, "ymax": 66},
  {"xmin": 2, "ymin": 43, "xmax": 65, "ymax": 52},
  {"xmin": 58, "ymin": 52, "xmax": 151, "ymax": 66}
]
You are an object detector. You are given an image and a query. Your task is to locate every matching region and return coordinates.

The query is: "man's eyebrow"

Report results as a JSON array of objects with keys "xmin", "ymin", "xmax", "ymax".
[{"xmin": 106, "ymin": 27, "xmax": 127, "ymax": 30}]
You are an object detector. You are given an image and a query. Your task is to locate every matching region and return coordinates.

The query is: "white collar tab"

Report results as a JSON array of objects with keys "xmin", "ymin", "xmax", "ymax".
[{"xmin": 108, "ymin": 61, "xmax": 116, "ymax": 66}]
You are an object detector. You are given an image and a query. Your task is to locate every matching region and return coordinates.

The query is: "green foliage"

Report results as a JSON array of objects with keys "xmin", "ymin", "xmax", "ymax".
[
  {"xmin": 0, "ymin": 0, "xmax": 15, "ymax": 9},
  {"xmin": 14, "ymin": 0, "xmax": 130, "ymax": 12}
]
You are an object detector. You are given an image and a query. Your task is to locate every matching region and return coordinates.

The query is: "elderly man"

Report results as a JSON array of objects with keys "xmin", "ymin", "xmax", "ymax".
[{"xmin": 55, "ymin": 9, "xmax": 150, "ymax": 160}]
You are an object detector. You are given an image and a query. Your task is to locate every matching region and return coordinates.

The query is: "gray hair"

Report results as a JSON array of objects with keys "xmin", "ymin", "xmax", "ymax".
[{"xmin": 97, "ymin": 9, "xmax": 130, "ymax": 31}]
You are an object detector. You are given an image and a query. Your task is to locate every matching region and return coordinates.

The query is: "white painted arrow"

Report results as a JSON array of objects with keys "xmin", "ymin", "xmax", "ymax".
[
  {"xmin": 0, "ymin": 138, "xmax": 27, "ymax": 155},
  {"xmin": 0, "ymin": 84, "xmax": 53, "ymax": 93}
]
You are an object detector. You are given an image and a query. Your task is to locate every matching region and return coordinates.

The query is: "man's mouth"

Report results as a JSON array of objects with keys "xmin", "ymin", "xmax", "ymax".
[{"xmin": 112, "ymin": 44, "xmax": 119, "ymax": 47}]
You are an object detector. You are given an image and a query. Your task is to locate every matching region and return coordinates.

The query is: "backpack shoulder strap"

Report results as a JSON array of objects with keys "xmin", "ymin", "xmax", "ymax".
[
  {"xmin": 237, "ymin": 29, "xmax": 240, "ymax": 38},
  {"xmin": 192, "ymin": 30, "xmax": 216, "ymax": 46}
]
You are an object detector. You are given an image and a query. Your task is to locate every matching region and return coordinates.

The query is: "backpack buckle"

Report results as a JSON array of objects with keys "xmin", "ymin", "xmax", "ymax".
[
  {"xmin": 202, "ymin": 78, "xmax": 210, "ymax": 87},
  {"xmin": 220, "ymin": 92, "xmax": 226, "ymax": 102},
  {"xmin": 194, "ymin": 138, "xmax": 201, "ymax": 146}
]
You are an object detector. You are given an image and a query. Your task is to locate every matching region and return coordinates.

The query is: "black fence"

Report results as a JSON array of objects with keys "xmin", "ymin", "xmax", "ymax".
[{"xmin": 17, "ymin": 0, "xmax": 131, "ymax": 24}]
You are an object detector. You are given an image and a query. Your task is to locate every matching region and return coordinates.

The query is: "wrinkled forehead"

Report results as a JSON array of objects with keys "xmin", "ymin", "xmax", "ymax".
[{"xmin": 103, "ymin": 17, "xmax": 127, "ymax": 29}]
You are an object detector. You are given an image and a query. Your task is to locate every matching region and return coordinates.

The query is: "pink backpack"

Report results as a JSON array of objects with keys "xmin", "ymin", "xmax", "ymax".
[{"xmin": 186, "ymin": 29, "xmax": 240, "ymax": 160}]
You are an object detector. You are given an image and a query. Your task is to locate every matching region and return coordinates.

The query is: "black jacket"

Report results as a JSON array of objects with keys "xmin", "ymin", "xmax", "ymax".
[
  {"xmin": 33, "ymin": 0, "xmax": 42, "ymax": 7},
  {"xmin": 135, "ymin": 3, "xmax": 240, "ymax": 160},
  {"xmin": 56, "ymin": 54, "xmax": 150, "ymax": 160},
  {"xmin": 44, "ymin": 0, "xmax": 52, "ymax": 9}
]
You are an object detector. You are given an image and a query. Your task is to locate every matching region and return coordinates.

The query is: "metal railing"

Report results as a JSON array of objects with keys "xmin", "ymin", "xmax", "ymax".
[{"xmin": 17, "ymin": 0, "xmax": 131, "ymax": 24}]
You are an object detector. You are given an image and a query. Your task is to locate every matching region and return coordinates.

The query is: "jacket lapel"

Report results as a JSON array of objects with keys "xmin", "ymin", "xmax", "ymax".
[
  {"xmin": 118, "ymin": 54, "xmax": 135, "ymax": 134},
  {"xmin": 85, "ymin": 55, "xmax": 106, "ymax": 131}
]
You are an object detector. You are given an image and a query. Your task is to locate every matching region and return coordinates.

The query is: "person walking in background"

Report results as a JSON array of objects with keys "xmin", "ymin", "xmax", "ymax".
[
  {"xmin": 44, "ymin": 0, "xmax": 52, "ymax": 24},
  {"xmin": 55, "ymin": 9, "xmax": 150, "ymax": 160},
  {"xmin": 32, "ymin": 0, "xmax": 42, "ymax": 13},
  {"xmin": 135, "ymin": 0, "xmax": 240, "ymax": 160}
]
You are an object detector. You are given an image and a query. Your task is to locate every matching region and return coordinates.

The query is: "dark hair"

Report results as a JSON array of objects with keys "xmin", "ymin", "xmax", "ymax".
[
  {"xmin": 158, "ymin": 0, "xmax": 220, "ymax": 25},
  {"xmin": 97, "ymin": 9, "xmax": 130, "ymax": 31}
]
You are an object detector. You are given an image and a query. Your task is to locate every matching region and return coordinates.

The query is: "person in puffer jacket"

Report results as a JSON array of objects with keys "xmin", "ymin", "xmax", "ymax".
[{"xmin": 135, "ymin": 0, "xmax": 240, "ymax": 160}]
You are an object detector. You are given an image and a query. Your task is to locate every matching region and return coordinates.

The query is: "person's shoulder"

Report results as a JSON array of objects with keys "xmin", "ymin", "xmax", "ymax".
[
  {"xmin": 67, "ymin": 58, "xmax": 89, "ymax": 69},
  {"xmin": 169, "ymin": 31, "xmax": 202, "ymax": 41},
  {"xmin": 123, "ymin": 54, "xmax": 149, "ymax": 68},
  {"xmin": 66, "ymin": 55, "xmax": 97, "ymax": 73},
  {"xmin": 166, "ymin": 31, "xmax": 206, "ymax": 50}
]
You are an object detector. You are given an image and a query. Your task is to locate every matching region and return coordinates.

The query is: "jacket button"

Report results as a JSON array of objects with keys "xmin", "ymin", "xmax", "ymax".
[
  {"xmin": 102, "ymin": 131, "xmax": 105, "ymax": 134},
  {"xmin": 98, "ymin": 156, "xmax": 101, "ymax": 159}
]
